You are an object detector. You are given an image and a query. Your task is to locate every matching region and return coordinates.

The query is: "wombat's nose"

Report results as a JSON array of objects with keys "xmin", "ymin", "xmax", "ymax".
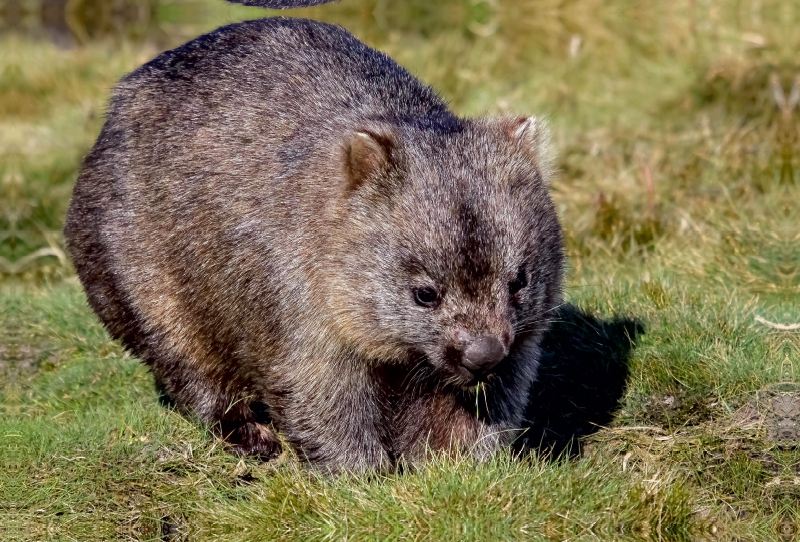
[{"xmin": 461, "ymin": 336, "xmax": 506, "ymax": 375}]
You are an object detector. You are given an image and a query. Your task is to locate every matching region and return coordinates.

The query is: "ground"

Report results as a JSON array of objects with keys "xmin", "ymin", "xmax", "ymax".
[{"xmin": 1, "ymin": 0, "xmax": 798, "ymax": 540}]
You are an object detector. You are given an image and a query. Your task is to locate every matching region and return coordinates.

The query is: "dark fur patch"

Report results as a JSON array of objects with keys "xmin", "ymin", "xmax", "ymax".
[{"xmin": 455, "ymin": 201, "xmax": 495, "ymax": 297}]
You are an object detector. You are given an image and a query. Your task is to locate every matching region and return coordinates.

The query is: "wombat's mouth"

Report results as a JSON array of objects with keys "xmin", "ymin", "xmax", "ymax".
[
  {"xmin": 439, "ymin": 343, "xmax": 503, "ymax": 389},
  {"xmin": 443, "ymin": 363, "xmax": 489, "ymax": 389}
]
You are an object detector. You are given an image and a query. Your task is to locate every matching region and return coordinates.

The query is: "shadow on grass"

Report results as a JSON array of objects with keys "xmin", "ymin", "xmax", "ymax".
[{"xmin": 515, "ymin": 304, "xmax": 643, "ymax": 457}]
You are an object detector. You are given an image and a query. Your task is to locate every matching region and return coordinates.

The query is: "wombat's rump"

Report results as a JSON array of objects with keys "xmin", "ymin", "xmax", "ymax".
[{"xmin": 64, "ymin": 14, "xmax": 564, "ymax": 472}]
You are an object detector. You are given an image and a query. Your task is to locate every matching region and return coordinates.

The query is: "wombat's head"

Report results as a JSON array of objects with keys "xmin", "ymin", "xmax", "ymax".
[{"xmin": 330, "ymin": 116, "xmax": 563, "ymax": 387}]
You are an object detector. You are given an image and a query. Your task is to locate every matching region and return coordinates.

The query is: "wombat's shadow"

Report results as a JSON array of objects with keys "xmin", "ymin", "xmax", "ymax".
[{"xmin": 515, "ymin": 303, "xmax": 642, "ymax": 457}]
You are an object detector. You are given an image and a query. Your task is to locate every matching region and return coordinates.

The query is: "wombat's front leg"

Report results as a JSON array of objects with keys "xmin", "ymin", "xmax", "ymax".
[
  {"xmin": 393, "ymin": 341, "xmax": 541, "ymax": 463},
  {"xmin": 269, "ymin": 359, "xmax": 393, "ymax": 472},
  {"xmin": 393, "ymin": 388, "xmax": 510, "ymax": 463}
]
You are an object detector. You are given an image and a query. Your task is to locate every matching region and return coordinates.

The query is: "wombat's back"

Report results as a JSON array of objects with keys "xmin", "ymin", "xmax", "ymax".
[{"xmin": 65, "ymin": 17, "xmax": 454, "ymax": 361}]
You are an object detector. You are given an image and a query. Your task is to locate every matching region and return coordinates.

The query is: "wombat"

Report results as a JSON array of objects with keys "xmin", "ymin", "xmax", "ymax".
[{"xmin": 64, "ymin": 0, "xmax": 564, "ymax": 472}]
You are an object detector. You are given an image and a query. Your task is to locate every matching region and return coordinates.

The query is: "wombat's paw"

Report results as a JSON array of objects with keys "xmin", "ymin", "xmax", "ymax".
[{"xmin": 227, "ymin": 422, "xmax": 283, "ymax": 460}]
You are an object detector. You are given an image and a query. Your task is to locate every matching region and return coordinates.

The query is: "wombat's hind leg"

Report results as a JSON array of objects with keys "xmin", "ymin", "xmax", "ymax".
[
  {"xmin": 219, "ymin": 401, "xmax": 283, "ymax": 460},
  {"xmin": 156, "ymin": 363, "xmax": 283, "ymax": 460},
  {"xmin": 224, "ymin": 421, "xmax": 283, "ymax": 460}
]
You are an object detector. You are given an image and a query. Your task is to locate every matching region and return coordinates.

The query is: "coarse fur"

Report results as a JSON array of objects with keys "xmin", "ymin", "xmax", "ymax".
[{"xmin": 64, "ymin": 10, "xmax": 564, "ymax": 472}]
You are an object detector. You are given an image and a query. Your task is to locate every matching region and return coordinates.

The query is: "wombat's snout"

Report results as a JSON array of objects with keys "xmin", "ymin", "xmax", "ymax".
[{"xmin": 458, "ymin": 334, "xmax": 508, "ymax": 379}]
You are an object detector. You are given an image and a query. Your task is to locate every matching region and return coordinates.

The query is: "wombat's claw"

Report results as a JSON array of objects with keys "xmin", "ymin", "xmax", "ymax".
[{"xmin": 227, "ymin": 422, "xmax": 283, "ymax": 460}]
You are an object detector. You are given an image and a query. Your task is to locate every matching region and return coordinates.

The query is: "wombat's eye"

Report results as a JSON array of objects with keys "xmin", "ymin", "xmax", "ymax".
[
  {"xmin": 413, "ymin": 287, "xmax": 440, "ymax": 308},
  {"xmin": 508, "ymin": 267, "xmax": 528, "ymax": 295}
]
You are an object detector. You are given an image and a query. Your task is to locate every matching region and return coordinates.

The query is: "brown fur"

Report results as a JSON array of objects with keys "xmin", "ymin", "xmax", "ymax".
[{"xmin": 64, "ymin": 14, "xmax": 564, "ymax": 472}]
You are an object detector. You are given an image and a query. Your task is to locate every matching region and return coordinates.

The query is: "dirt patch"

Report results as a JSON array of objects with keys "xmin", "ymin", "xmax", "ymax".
[
  {"xmin": 638, "ymin": 390, "xmax": 716, "ymax": 428},
  {"xmin": 722, "ymin": 360, "xmax": 800, "ymax": 540},
  {"xmin": 0, "ymin": 342, "xmax": 61, "ymax": 379},
  {"xmin": 731, "ymin": 387, "xmax": 800, "ymax": 446}
]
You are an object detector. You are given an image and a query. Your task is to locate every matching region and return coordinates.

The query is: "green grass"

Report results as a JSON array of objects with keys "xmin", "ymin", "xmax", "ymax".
[{"xmin": 2, "ymin": 0, "xmax": 799, "ymax": 539}]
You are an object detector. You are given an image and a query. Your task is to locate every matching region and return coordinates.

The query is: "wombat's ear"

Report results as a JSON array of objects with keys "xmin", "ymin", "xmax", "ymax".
[
  {"xmin": 501, "ymin": 115, "xmax": 554, "ymax": 182},
  {"xmin": 502, "ymin": 116, "xmax": 546, "ymax": 156},
  {"xmin": 344, "ymin": 127, "xmax": 398, "ymax": 193}
]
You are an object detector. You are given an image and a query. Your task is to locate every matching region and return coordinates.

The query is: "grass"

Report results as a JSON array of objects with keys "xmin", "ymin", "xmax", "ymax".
[{"xmin": 2, "ymin": 0, "xmax": 799, "ymax": 539}]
